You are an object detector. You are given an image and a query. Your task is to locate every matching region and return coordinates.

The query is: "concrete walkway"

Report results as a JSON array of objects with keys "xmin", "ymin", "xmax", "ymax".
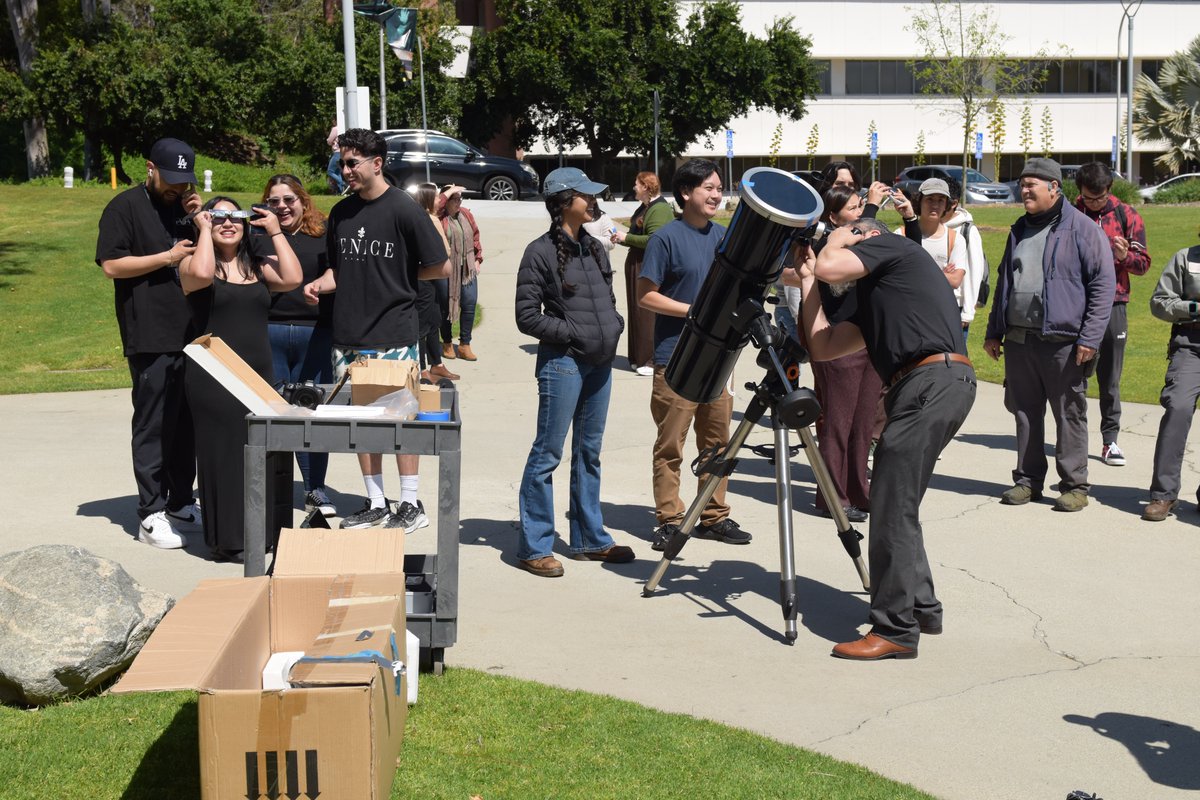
[{"xmin": 3, "ymin": 201, "xmax": 1198, "ymax": 799}]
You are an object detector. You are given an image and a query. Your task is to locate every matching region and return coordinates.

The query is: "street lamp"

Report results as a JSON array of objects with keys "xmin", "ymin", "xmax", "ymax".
[{"xmin": 1115, "ymin": 0, "xmax": 1142, "ymax": 181}]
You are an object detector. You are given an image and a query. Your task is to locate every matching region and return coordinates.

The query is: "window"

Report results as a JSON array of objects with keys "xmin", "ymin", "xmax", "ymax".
[
  {"xmin": 427, "ymin": 136, "xmax": 471, "ymax": 157},
  {"xmin": 1032, "ymin": 60, "xmax": 1121, "ymax": 94},
  {"xmin": 846, "ymin": 60, "xmax": 917, "ymax": 95},
  {"xmin": 813, "ymin": 60, "xmax": 831, "ymax": 95}
]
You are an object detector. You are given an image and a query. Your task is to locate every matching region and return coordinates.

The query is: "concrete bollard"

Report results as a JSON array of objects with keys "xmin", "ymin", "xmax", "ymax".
[
  {"xmin": 64, "ymin": 167, "xmax": 74, "ymax": 189},
  {"xmin": 204, "ymin": 169, "xmax": 213, "ymax": 193}
]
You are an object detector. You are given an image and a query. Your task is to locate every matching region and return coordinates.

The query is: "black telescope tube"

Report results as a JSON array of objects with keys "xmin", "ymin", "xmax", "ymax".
[{"xmin": 665, "ymin": 168, "xmax": 824, "ymax": 403}]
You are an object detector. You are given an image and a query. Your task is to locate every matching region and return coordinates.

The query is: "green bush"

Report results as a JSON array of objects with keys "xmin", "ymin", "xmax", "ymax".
[
  {"xmin": 115, "ymin": 152, "xmax": 328, "ymax": 196},
  {"xmin": 1151, "ymin": 178, "xmax": 1200, "ymax": 204}
]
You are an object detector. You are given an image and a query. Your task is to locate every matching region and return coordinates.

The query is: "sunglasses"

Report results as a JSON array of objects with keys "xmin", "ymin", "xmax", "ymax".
[
  {"xmin": 209, "ymin": 209, "xmax": 252, "ymax": 221},
  {"xmin": 267, "ymin": 195, "xmax": 299, "ymax": 207},
  {"xmin": 339, "ymin": 157, "xmax": 376, "ymax": 170}
]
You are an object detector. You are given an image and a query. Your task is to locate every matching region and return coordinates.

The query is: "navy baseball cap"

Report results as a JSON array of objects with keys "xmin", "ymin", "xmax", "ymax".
[
  {"xmin": 149, "ymin": 138, "xmax": 197, "ymax": 184},
  {"xmin": 543, "ymin": 167, "xmax": 607, "ymax": 196}
]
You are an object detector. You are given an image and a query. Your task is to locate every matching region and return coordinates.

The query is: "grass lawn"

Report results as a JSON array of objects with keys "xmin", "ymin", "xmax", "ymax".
[
  {"xmin": 2, "ymin": 184, "xmax": 1196, "ymax": 399},
  {"xmin": 0, "ymin": 668, "xmax": 934, "ymax": 800}
]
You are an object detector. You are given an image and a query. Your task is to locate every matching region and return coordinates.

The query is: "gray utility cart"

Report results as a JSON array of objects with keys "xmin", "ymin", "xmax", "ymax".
[{"xmin": 241, "ymin": 387, "xmax": 461, "ymax": 674}]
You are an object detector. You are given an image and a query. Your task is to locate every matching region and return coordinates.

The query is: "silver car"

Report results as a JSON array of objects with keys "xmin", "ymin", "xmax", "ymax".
[
  {"xmin": 895, "ymin": 165, "xmax": 1014, "ymax": 204},
  {"xmin": 1140, "ymin": 173, "xmax": 1200, "ymax": 202}
]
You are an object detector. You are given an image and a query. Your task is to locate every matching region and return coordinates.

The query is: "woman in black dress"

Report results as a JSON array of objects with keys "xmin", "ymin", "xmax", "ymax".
[{"xmin": 181, "ymin": 196, "xmax": 301, "ymax": 562}]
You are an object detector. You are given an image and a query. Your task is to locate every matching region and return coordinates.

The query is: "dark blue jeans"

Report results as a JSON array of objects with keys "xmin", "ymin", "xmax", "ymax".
[
  {"xmin": 517, "ymin": 345, "xmax": 615, "ymax": 560},
  {"xmin": 268, "ymin": 323, "xmax": 333, "ymax": 491},
  {"xmin": 435, "ymin": 278, "xmax": 478, "ymax": 344}
]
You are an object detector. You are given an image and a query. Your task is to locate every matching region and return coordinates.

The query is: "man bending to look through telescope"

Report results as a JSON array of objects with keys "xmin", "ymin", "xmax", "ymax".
[{"xmin": 789, "ymin": 218, "xmax": 976, "ymax": 660}]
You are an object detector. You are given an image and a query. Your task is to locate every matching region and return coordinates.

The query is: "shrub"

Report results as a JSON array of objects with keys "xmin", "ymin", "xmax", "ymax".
[{"xmin": 1151, "ymin": 178, "xmax": 1200, "ymax": 204}]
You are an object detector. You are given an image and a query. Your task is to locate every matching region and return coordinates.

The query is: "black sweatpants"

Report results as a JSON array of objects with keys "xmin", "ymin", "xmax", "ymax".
[{"xmin": 128, "ymin": 351, "xmax": 195, "ymax": 520}]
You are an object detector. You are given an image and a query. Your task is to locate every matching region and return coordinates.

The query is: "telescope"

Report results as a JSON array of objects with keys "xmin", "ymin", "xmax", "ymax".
[{"xmin": 665, "ymin": 167, "xmax": 825, "ymax": 403}]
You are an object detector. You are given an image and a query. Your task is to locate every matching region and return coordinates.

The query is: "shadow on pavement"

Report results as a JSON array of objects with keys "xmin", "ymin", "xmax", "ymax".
[
  {"xmin": 1064, "ymin": 712, "xmax": 1200, "ymax": 790},
  {"xmin": 77, "ymin": 495, "xmax": 140, "ymax": 533}
]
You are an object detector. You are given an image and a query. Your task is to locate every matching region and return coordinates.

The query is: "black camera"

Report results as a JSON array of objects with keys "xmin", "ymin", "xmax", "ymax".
[{"xmin": 279, "ymin": 380, "xmax": 326, "ymax": 409}]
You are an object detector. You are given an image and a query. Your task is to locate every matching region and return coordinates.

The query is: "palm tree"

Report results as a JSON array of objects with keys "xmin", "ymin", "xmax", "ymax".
[{"xmin": 1133, "ymin": 35, "xmax": 1200, "ymax": 175}]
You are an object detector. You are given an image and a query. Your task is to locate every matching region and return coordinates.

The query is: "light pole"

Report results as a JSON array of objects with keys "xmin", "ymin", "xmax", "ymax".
[
  {"xmin": 1116, "ymin": 0, "xmax": 1142, "ymax": 180},
  {"xmin": 341, "ymin": 0, "xmax": 359, "ymax": 128}
]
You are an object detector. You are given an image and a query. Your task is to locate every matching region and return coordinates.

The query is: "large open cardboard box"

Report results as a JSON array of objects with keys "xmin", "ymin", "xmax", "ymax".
[{"xmin": 112, "ymin": 529, "xmax": 409, "ymax": 800}]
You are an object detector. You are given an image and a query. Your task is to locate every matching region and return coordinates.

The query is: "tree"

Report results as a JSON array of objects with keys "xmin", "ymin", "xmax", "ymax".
[
  {"xmin": 1133, "ymin": 33, "xmax": 1200, "ymax": 175},
  {"xmin": 1019, "ymin": 102, "xmax": 1033, "ymax": 161},
  {"xmin": 462, "ymin": 0, "xmax": 819, "ymax": 172},
  {"xmin": 907, "ymin": 0, "xmax": 1049, "ymax": 203},
  {"xmin": 986, "ymin": 103, "xmax": 1004, "ymax": 177},
  {"xmin": 1040, "ymin": 106, "xmax": 1054, "ymax": 158},
  {"xmin": 5, "ymin": 0, "xmax": 50, "ymax": 178}
]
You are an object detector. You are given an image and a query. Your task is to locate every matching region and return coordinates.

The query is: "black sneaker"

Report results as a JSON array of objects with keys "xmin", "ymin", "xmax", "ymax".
[
  {"xmin": 383, "ymin": 500, "xmax": 430, "ymax": 533},
  {"xmin": 695, "ymin": 518, "xmax": 752, "ymax": 544},
  {"xmin": 304, "ymin": 488, "xmax": 337, "ymax": 518},
  {"xmin": 651, "ymin": 523, "xmax": 681, "ymax": 552},
  {"xmin": 339, "ymin": 500, "xmax": 390, "ymax": 529}
]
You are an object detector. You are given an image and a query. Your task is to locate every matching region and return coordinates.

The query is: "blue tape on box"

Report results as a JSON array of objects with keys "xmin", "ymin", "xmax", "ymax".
[{"xmin": 416, "ymin": 410, "xmax": 450, "ymax": 422}]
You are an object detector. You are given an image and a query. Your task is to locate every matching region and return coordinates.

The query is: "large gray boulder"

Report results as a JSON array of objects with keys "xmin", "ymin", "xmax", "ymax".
[{"xmin": 0, "ymin": 545, "xmax": 174, "ymax": 705}]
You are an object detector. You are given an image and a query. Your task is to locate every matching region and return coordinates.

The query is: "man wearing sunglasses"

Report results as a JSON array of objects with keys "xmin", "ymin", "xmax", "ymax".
[
  {"xmin": 304, "ymin": 129, "xmax": 449, "ymax": 532},
  {"xmin": 1073, "ymin": 161, "xmax": 1150, "ymax": 469},
  {"xmin": 96, "ymin": 137, "xmax": 205, "ymax": 549}
]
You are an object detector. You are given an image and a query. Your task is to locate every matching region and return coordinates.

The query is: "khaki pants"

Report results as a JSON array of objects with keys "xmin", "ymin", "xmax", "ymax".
[{"xmin": 650, "ymin": 367, "xmax": 733, "ymax": 526}]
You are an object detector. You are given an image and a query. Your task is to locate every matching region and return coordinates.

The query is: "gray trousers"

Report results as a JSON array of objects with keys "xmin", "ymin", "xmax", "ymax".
[
  {"xmin": 869, "ymin": 361, "xmax": 976, "ymax": 649},
  {"xmin": 1003, "ymin": 337, "xmax": 1090, "ymax": 493},
  {"xmin": 1096, "ymin": 303, "xmax": 1128, "ymax": 444},
  {"xmin": 1149, "ymin": 341, "xmax": 1200, "ymax": 501}
]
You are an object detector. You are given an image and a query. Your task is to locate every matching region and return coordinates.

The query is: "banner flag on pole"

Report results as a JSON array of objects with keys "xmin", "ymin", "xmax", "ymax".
[{"xmin": 354, "ymin": 4, "xmax": 418, "ymax": 80}]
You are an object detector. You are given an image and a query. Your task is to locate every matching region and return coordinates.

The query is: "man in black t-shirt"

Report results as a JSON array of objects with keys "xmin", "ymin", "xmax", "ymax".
[
  {"xmin": 305, "ymin": 129, "xmax": 448, "ymax": 532},
  {"xmin": 792, "ymin": 218, "xmax": 976, "ymax": 661},
  {"xmin": 96, "ymin": 137, "xmax": 204, "ymax": 550}
]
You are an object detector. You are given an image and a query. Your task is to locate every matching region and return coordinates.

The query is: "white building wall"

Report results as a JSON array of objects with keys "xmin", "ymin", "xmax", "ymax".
[{"xmin": 528, "ymin": 0, "xmax": 1198, "ymax": 181}]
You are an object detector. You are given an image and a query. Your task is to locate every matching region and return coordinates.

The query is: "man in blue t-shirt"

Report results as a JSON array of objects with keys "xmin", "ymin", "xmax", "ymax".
[{"xmin": 638, "ymin": 159, "xmax": 752, "ymax": 550}]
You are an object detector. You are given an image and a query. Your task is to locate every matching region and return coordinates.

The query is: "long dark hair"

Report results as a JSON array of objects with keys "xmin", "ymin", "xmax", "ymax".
[
  {"xmin": 201, "ymin": 196, "xmax": 261, "ymax": 283},
  {"xmin": 821, "ymin": 185, "xmax": 859, "ymax": 226},
  {"xmin": 544, "ymin": 191, "xmax": 608, "ymax": 294},
  {"xmin": 819, "ymin": 160, "xmax": 861, "ymax": 194}
]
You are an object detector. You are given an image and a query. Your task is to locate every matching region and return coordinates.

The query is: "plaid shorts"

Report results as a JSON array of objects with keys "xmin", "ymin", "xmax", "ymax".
[{"xmin": 332, "ymin": 344, "xmax": 419, "ymax": 382}]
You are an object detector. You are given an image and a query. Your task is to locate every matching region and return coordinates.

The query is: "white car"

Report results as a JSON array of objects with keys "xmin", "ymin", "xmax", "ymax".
[{"xmin": 1140, "ymin": 173, "xmax": 1200, "ymax": 201}]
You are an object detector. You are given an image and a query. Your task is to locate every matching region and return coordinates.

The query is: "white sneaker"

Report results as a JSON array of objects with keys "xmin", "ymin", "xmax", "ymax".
[
  {"xmin": 635, "ymin": 365, "xmax": 655, "ymax": 377},
  {"xmin": 166, "ymin": 501, "xmax": 203, "ymax": 532},
  {"xmin": 1102, "ymin": 442, "xmax": 1126, "ymax": 466},
  {"xmin": 138, "ymin": 511, "xmax": 186, "ymax": 549}
]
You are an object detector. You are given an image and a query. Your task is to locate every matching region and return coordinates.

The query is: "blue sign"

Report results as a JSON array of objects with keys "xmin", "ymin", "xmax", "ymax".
[
  {"xmin": 726, "ymin": 149, "xmax": 734, "ymax": 160},
  {"xmin": 726, "ymin": 129, "xmax": 734, "ymax": 145},
  {"xmin": 870, "ymin": 131, "xmax": 878, "ymax": 161},
  {"xmin": 1111, "ymin": 135, "xmax": 1119, "ymax": 166},
  {"xmin": 975, "ymin": 132, "xmax": 984, "ymax": 161}
]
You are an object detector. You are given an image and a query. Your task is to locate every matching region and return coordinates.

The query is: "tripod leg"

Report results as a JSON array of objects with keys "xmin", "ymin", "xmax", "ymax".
[
  {"xmin": 773, "ymin": 422, "xmax": 799, "ymax": 642},
  {"xmin": 796, "ymin": 426, "xmax": 870, "ymax": 591},
  {"xmin": 643, "ymin": 412, "xmax": 760, "ymax": 597}
]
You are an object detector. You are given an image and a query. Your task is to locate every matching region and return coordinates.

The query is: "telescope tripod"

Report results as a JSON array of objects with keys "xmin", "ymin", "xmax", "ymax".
[{"xmin": 642, "ymin": 312, "xmax": 871, "ymax": 643}]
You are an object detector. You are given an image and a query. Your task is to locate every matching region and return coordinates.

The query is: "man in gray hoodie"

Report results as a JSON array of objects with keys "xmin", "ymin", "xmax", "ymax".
[{"xmin": 984, "ymin": 158, "xmax": 1115, "ymax": 512}]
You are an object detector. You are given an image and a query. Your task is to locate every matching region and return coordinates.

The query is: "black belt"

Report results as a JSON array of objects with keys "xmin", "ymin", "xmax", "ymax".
[
  {"xmin": 1174, "ymin": 320, "xmax": 1200, "ymax": 330},
  {"xmin": 888, "ymin": 352, "xmax": 972, "ymax": 388}
]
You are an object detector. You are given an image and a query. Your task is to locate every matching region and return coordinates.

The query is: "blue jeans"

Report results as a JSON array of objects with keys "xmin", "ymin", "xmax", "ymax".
[
  {"xmin": 269, "ymin": 323, "xmax": 333, "ymax": 491},
  {"xmin": 435, "ymin": 278, "xmax": 478, "ymax": 344},
  {"xmin": 517, "ymin": 345, "xmax": 615, "ymax": 560},
  {"xmin": 326, "ymin": 151, "xmax": 345, "ymax": 193}
]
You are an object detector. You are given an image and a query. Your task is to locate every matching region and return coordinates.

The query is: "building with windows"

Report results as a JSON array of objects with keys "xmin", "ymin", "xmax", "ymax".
[{"xmin": 490, "ymin": 0, "xmax": 1196, "ymax": 189}]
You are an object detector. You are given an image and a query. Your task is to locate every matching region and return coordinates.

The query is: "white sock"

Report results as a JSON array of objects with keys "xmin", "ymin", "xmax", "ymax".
[
  {"xmin": 399, "ymin": 475, "xmax": 419, "ymax": 506},
  {"xmin": 364, "ymin": 474, "xmax": 386, "ymax": 508}
]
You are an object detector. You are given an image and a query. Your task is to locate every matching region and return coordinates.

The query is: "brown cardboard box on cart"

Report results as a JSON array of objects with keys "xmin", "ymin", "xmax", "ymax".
[
  {"xmin": 349, "ymin": 358, "xmax": 420, "ymax": 406},
  {"xmin": 111, "ymin": 529, "xmax": 410, "ymax": 800}
]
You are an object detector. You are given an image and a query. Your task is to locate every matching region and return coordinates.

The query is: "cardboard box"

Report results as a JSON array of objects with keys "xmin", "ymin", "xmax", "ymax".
[
  {"xmin": 113, "ymin": 529, "xmax": 409, "ymax": 800},
  {"xmin": 418, "ymin": 384, "xmax": 442, "ymax": 413},
  {"xmin": 185, "ymin": 334, "xmax": 290, "ymax": 417},
  {"xmin": 349, "ymin": 359, "xmax": 419, "ymax": 406}
]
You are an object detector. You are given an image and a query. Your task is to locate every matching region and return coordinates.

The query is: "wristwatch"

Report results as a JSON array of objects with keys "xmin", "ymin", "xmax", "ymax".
[{"xmin": 1190, "ymin": 301, "xmax": 1198, "ymax": 318}]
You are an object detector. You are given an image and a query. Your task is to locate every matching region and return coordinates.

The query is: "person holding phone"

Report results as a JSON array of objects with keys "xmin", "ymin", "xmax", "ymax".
[{"xmin": 181, "ymin": 197, "xmax": 302, "ymax": 562}]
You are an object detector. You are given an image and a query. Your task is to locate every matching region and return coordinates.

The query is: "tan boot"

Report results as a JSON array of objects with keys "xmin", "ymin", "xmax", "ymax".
[
  {"xmin": 430, "ymin": 363, "xmax": 460, "ymax": 381},
  {"xmin": 457, "ymin": 343, "xmax": 478, "ymax": 361},
  {"xmin": 442, "ymin": 342, "xmax": 457, "ymax": 359}
]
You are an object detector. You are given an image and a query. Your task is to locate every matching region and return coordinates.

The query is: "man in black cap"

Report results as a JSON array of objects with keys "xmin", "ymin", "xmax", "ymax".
[
  {"xmin": 984, "ymin": 158, "xmax": 1114, "ymax": 512},
  {"xmin": 793, "ymin": 217, "xmax": 976, "ymax": 660},
  {"xmin": 96, "ymin": 137, "xmax": 204, "ymax": 549}
]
